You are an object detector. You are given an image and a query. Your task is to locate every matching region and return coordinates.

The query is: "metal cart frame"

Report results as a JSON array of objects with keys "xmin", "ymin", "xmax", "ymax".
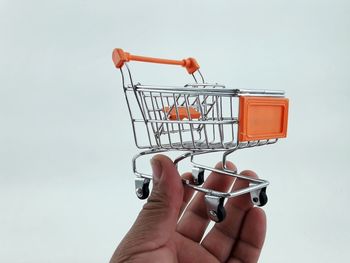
[{"xmin": 112, "ymin": 48, "xmax": 289, "ymax": 222}]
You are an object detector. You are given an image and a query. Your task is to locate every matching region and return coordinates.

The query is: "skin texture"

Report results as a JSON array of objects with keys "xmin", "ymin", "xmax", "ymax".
[{"xmin": 110, "ymin": 155, "xmax": 266, "ymax": 263}]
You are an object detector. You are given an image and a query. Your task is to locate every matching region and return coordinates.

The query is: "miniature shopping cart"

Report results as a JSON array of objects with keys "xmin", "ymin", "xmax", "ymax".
[{"xmin": 112, "ymin": 48, "xmax": 289, "ymax": 222}]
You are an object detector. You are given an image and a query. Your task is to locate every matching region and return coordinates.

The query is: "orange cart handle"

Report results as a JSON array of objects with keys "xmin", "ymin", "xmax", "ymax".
[{"xmin": 112, "ymin": 48, "xmax": 200, "ymax": 74}]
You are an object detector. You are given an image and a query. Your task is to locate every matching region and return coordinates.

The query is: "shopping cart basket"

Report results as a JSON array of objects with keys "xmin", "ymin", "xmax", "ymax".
[{"xmin": 112, "ymin": 48, "xmax": 289, "ymax": 222}]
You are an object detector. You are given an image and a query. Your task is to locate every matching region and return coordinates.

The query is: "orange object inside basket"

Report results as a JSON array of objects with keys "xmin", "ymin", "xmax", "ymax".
[
  {"xmin": 163, "ymin": 106, "xmax": 201, "ymax": 120},
  {"xmin": 238, "ymin": 96, "xmax": 289, "ymax": 142}
]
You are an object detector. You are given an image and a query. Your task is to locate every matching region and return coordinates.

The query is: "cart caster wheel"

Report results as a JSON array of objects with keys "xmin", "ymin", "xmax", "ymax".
[
  {"xmin": 251, "ymin": 187, "xmax": 268, "ymax": 207},
  {"xmin": 135, "ymin": 178, "xmax": 150, "ymax": 200},
  {"xmin": 258, "ymin": 187, "xmax": 268, "ymax": 207},
  {"xmin": 192, "ymin": 167, "xmax": 205, "ymax": 185},
  {"xmin": 209, "ymin": 204, "xmax": 226, "ymax": 223},
  {"xmin": 204, "ymin": 195, "xmax": 226, "ymax": 223}
]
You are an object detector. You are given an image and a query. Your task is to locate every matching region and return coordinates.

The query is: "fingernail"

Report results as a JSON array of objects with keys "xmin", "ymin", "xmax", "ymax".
[{"xmin": 150, "ymin": 158, "xmax": 162, "ymax": 185}]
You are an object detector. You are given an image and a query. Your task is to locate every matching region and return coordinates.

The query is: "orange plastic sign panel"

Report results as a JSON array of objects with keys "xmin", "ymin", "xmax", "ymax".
[
  {"xmin": 238, "ymin": 96, "xmax": 289, "ymax": 142},
  {"xmin": 163, "ymin": 106, "xmax": 201, "ymax": 120}
]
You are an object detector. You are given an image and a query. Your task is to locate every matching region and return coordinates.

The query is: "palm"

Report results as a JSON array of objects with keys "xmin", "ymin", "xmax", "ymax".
[{"xmin": 111, "ymin": 157, "xmax": 266, "ymax": 263}]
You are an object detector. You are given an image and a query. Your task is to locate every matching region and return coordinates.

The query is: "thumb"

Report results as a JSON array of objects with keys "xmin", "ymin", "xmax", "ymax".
[
  {"xmin": 140, "ymin": 155, "xmax": 184, "ymax": 233},
  {"xmin": 119, "ymin": 155, "xmax": 184, "ymax": 251}
]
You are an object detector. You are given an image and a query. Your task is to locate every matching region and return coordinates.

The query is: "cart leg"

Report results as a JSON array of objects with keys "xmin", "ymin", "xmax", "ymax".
[
  {"xmin": 191, "ymin": 167, "xmax": 205, "ymax": 185},
  {"xmin": 250, "ymin": 185, "xmax": 268, "ymax": 207},
  {"xmin": 204, "ymin": 195, "xmax": 226, "ymax": 223},
  {"xmin": 135, "ymin": 177, "xmax": 150, "ymax": 200}
]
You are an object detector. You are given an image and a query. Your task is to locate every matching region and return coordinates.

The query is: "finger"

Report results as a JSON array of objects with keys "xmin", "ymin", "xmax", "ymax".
[
  {"xmin": 200, "ymin": 170, "xmax": 258, "ymax": 262},
  {"xmin": 178, "ymin": 172, "xmax": 196, "ymax": 219},
  {"xmin": 228, "ymin": 207, "xmax": 266, "ymax": 263},
  {"xmin": 176, "ymin": 161, "xmax": 237, "ymax": 243},
  {"xmin": 114, "ymin": 155, "xmax": 184, "ymax": 257}
]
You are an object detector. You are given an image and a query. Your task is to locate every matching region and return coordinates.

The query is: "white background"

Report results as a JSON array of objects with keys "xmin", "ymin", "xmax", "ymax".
[{"xmin": 1, "ymin": 0, "xmax": 350, "ymax": 262}]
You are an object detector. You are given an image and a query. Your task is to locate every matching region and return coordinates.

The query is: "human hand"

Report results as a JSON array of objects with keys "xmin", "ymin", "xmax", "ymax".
[{"xmin": 110, "ymin": 155, "xmax": 266, "ymax": 263}]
